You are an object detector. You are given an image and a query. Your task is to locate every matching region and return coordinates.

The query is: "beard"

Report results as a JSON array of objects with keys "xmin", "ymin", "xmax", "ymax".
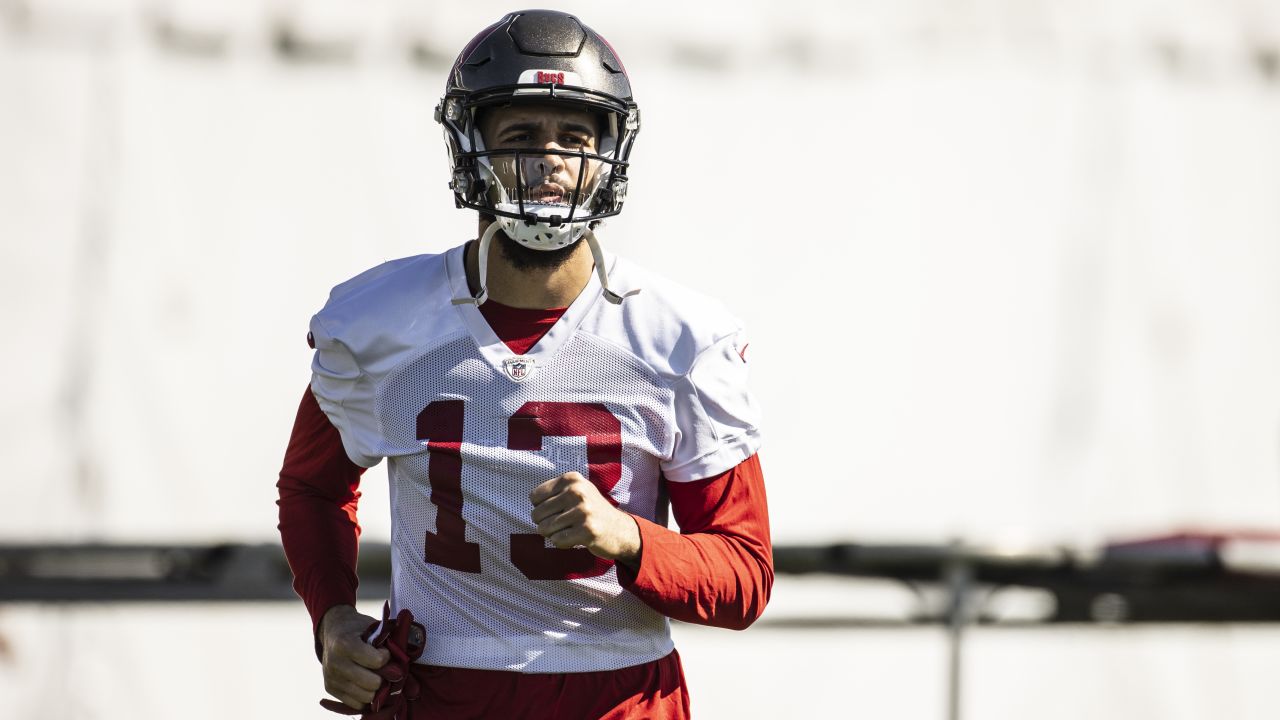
[{"xmin": 496, "ymin": 228, "xmax": 581, "ymax": 271}]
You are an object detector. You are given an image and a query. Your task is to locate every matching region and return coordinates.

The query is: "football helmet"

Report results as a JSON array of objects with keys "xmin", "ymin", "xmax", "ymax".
[{"xmin": 436, "ymin": 10, "xmax": 641, "ymax": 304}]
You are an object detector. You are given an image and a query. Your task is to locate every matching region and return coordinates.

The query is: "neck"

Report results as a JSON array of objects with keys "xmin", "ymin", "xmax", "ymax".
[{"xmin": 466, "ymin": 221, "xmax": 595, "ymax": 309}]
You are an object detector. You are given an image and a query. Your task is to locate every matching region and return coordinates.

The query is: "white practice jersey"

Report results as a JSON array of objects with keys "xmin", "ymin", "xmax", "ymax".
[{"xmin": 309, "ymin": 244, "xmax": 762, "ymax": 673}]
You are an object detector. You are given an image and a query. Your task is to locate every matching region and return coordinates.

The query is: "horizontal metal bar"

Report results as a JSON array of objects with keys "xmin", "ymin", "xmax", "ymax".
[{"xmin": 3, "ymin": 542, "xmax": 1279, "ymax": 622}]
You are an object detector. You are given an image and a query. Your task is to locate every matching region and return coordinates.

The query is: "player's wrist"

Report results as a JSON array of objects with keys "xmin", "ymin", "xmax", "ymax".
[
  {"xmin": 319, "ymin": 604, "xmax": 359, "ymax": 641},
  {"xmin": 596, "ymin": 511, "xmax": 642, "ymax": 565}
]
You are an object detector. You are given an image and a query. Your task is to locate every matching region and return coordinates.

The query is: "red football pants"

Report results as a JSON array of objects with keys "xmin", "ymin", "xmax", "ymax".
[{"xmin": 403, "ymin": 649, "xmax": 690, "ymax": 719}]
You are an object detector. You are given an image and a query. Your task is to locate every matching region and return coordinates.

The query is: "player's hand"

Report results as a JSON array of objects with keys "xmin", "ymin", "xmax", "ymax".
[
  {"xmin": 318, "ymin": 604, "xmax": 392, "ymax": 711},
  {"xmin": 530, "ymin": 472, "xmax": 641, "ymax": 564}
]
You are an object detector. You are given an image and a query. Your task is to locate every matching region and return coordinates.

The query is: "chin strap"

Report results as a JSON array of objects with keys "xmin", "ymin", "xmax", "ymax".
[
  {"xmin": 584, "ymin": 228, "xmax": 640, "ymax": 305},
  {"xmin": 451, "ymin": 221, "xmax": 503, "ymax": 306},
  {"xmin": 452, "ymin": 224, "xmax": 640, "ymax": 306}
]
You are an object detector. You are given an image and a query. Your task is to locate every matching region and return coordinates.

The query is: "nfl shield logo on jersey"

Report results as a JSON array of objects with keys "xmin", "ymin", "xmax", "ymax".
[{"xmin": 502, "ymin": 356, "xmax": 535, "ymax": 382}]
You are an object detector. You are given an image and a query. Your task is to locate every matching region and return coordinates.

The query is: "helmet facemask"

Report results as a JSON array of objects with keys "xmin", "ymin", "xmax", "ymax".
[
  {"xmin": 474, "ymin": 128, "xmax": 611, "ymax": 252},
  {"xmin": 442, "ymin": 95, "xmax": 635, "ymax": 247}
]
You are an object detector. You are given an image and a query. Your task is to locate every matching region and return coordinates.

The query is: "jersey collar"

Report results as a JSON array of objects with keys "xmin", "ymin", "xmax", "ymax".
[{"xmin": 445, "ymin": 243, "xmax": 611, "ymax": 381}]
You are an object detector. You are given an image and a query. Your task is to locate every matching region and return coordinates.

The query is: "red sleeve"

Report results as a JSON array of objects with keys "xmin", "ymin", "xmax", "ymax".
[
  {"xmin": 617, "ymin": 454, "xmax": 773, "ymax": 630},
  {"xmin": 276, "ymin": 385, "xmax": 367, "ymax": 633}
]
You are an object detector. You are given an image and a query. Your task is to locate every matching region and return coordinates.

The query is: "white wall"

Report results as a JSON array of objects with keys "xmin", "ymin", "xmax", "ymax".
[{"xmin": 2, "ymin": 1, "xmax": 1280, "ymax": 718}]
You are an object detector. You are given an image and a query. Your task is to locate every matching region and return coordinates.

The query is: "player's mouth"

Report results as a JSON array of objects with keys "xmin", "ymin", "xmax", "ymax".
[{"xmin": 529, "ymin": 183, "xmax": 567, "ymax": 204}]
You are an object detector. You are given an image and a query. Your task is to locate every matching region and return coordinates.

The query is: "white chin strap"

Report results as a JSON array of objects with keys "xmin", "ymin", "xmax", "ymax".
[
  {"xmin": 451, "ymin": 224, "xmax": 640, "ymax": 306},
  {"xmin": 583, "ymin": 228, "xmax": 640, "ymax": 305},
  {"xmin": 451, "ymin": 221, "xmax": 503, "ymax": 306}
]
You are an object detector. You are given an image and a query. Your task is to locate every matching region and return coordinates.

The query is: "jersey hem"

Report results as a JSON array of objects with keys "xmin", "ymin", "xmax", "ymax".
[{"xmin": 415, "ymin": 637, "xmax": 676, "ymax": 674}]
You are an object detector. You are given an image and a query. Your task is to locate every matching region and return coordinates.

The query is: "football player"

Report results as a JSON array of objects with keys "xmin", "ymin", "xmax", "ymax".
[{"xmin": 278, "ymin": 10, "xmax": 772, "ymax": 719}]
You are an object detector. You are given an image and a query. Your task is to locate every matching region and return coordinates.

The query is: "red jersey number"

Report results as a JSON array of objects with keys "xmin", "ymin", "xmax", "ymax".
[{"xmin": 416, "ymin": 400, "xmax": 623, "ymax": 580}]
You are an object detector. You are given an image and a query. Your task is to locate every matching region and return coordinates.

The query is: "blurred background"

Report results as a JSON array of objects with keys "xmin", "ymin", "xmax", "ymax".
[{"xmin": 3, "ymin": 0, "xmax": 1280, "ymax": 717}]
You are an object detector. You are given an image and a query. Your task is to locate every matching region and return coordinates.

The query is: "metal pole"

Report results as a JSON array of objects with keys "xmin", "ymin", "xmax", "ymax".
[{"xmin": 943, "ymin": 542, "xmax": 973, "ymax": 720}]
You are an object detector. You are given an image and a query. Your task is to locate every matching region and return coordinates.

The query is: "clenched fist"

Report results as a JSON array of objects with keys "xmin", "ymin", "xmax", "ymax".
[{"xmin": 529, "ymin": 472, "xmax": 641, "ymax": 566}]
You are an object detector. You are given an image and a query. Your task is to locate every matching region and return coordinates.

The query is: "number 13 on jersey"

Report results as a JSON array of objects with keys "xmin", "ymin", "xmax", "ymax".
[{"xmin": 416, "ymin": 400, "xmax": 623, "ymax": 581}]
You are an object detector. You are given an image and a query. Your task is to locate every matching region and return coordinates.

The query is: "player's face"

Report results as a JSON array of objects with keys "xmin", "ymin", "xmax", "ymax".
[{"xmin": 479, "ymin": 103, "xmax": 602, "ymax": 209}]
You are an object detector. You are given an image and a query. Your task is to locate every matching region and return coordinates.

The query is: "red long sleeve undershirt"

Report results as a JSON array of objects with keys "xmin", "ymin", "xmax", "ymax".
[
  {"xmin": 277, "ymin": 387, "xmax": 367, "ymax": 633},
  {"xmin": 276, "ymin": 300, "xmax": 772, "ymax": 633}
]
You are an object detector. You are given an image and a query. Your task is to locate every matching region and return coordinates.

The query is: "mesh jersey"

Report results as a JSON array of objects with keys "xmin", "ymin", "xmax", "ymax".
[{"xmin": 308, "ymin": 244, "xmax": 762, "ymax": 673}]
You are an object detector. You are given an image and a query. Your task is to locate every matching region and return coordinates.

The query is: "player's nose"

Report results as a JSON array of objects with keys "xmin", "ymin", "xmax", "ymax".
[{"xmin": 536, "ymin": 141, "xmax": 566, "ymax": 173}]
